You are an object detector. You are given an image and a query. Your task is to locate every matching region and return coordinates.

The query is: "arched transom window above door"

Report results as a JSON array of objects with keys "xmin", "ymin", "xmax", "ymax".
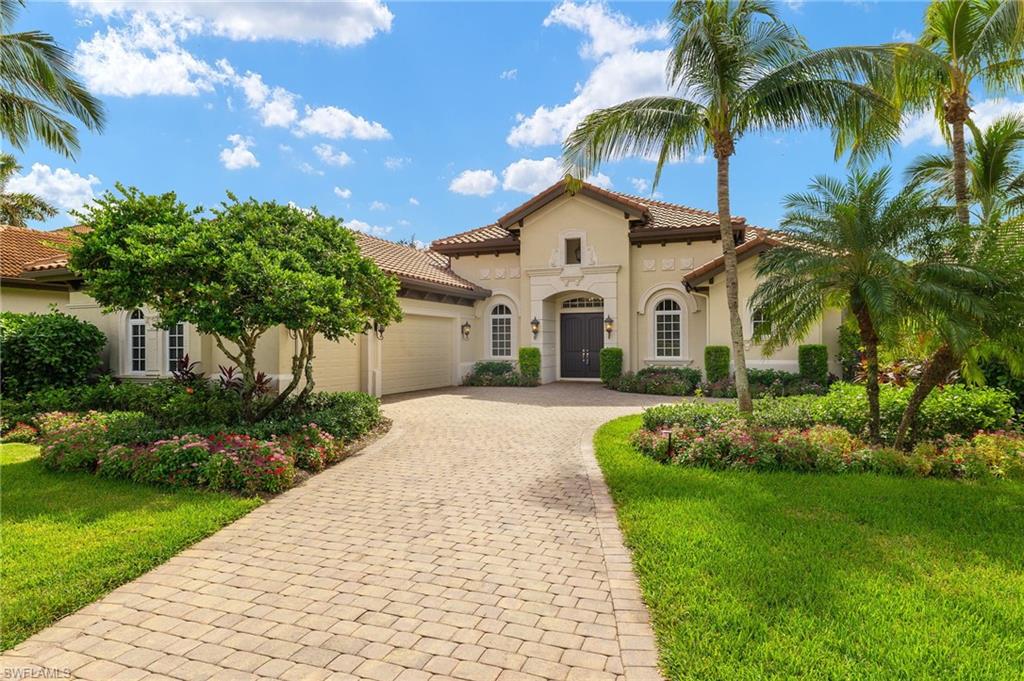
[
  {"xmin": 561, "ymin": 297, "xmax": 603, "ymax": 309},
  {"xmin": 654, "ymin": 298, "xmax": 683, "ymax": 358}
]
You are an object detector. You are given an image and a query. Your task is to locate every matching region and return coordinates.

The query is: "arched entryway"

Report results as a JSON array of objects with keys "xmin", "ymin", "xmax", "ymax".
[{"xmin": 558, "ymin": 294, "xmax": 604, "ymax": 379}]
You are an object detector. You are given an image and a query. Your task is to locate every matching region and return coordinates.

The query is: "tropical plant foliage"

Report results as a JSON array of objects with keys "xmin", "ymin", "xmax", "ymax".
[
  {"xmin": 0, "ymin": 0, "xmax": 105, "ymax": 158},
  {"xmin": 564, "ymin": 0, "xmax": 897, "ymax": 413},
  {"xmin": 0, "ymin": 153, "xmax": 56, "ymax": 226}
]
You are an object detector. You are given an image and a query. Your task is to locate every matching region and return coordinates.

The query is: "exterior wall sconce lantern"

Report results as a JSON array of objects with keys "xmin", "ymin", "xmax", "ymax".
[
  {"xmin": 530, "ymin": 317, "xmax": 540, "ymax": 338},
  {"xmin": 461, "ymin": 321, "xmax": 471, "ymax": 339},
  {"xmin": 604, "ymin": 315, "xmax": 614, "ymax": 338}
]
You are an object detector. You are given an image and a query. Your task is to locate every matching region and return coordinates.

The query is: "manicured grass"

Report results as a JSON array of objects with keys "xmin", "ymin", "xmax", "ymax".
[
  {"xmin": 0, "ymin": 443, "xmax": 261, "ymax": 650},
  {"xmin": 595, "ymin": 416, "xmax": 1024, "ymax": 680}
]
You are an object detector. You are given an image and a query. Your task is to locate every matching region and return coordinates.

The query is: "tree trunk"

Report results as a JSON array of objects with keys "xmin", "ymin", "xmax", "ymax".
[
  {"xmin": 213, "ymin": 332, "xmax": 263, "ymax": 422},
  {"xmin": 853, "ymin": 303, "xmax": 881, "ymax": 444},
  {"xmin": 946, "ymin": 93, "xmax": 971, "ymax": 226},
  {"xmin": 255, "ymin": 328, "xmax": 316, "ymax": 421},
  {"xmin": 714, "ymin": 141, "xmax": 753, "ymax": 414},
  {"xmin": 893, "ymin": 344, "xmax": 958, "ymax": 450}
]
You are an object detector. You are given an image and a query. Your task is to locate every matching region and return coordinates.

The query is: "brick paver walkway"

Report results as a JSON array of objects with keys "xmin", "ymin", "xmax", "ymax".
[{"xmin": 2, "ymin": 384, "xmax": 668, "ymax": 681}]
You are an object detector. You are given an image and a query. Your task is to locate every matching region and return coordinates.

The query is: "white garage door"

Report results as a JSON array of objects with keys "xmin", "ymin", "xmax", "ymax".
[{"xmin": 381, "ymin": 314, "xmax": 454, "ymax": 395}]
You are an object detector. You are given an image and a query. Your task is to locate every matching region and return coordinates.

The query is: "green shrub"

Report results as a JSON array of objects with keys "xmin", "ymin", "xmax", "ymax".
[
  {"xmin": 979, "ymin": 359, "xmax": 1024, "ymax": 414},
  {"xmin": 37, "ymin": 411, "xmax": 153, "ymax": 472},
  {"xmin": 704, "ymin": 346, "xmax": 730, "ymax": 382},
  {"xmin": 276, "ymin": 423, "xmax": 343, "ymax": 472},
  {"xmin": 462, "ymin": 361, "xmax": 535, "ymax": 387},
  {"xmin": 519, "ymin": 347, "xmax": 541, "ymax": 383},
  {"xmin": 273, "ymin": 391, "xmax": 381, "ymax": 441},
  {"xmin": 613, "ymin": 366, "xmax": 701, "ymax": 396},
  {"xmin": 472, "ymin": 361, "xmax": 516, "ymax": 376},
  {"xmin": 206, "ymin": 434, "xmax": 294, "ymax": 494},
  {"xmin": 642, "ymin": 401, "xmax": 739, "ymax": 432},
  {"xmin": 599, "ymin": 347, "xmax": 623, "ymax": 384},
  {"xmin": 0, "ymin": 310, "xmax": 107, "ymax": 397},
  {"xmin": 799, "ymin": 344, "xmax": 829, "ymax": 384}
]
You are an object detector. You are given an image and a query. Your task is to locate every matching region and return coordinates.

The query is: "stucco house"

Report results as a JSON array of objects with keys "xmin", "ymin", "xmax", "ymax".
[{"xmin": 0, "ymin": 181, "xmax": 840, "ymax": 396}]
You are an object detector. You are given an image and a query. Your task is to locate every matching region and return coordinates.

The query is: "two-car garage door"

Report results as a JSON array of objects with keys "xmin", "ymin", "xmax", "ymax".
[{"xmin": 381, "ymin": 314, "xmax": 455, "ymax": 395}]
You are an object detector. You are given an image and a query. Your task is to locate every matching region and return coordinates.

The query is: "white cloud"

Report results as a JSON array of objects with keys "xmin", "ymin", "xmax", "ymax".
[
  {"xmin": 508, "ymin": 2, "xmax": 673, "ymax": 149},
  {"xmin": 587, "ymin": 172, "xmax": 613, "ymax": 189},
  {"xmin": 278, "ymin": 144, "xmax": 293, "ymax": 153},
  {"xmin": 298, "ymin": 162, "xmax": 323, "ymax": 176},
  {"xmin": 544, "ymin": 0, "xmax": 667, "ymax": 60},
  {"xmin": 892, "ymin": 28, "xmax": 915, "ymax": 42},
  {"xmin": 74, "ymin": 14, "xmax": 227, "ymax": 96},
  {"xmin": 449, "ymin": 169, "xmax": 500, "ymax": 197},
  {"xmin": 7, "ymin": 163, "xmax": 101, "ymax": 215},
  {"xmin": 397, "ymin": 219, "xmax": 412, "ymax": 227},
  {"xmin": 295, "ymin": 105, "xmax": 391, "ymax": 140},
  {"xmin": 72, "ymin": 0, "xmax": 393, "ymax": 47},
  {"xmin": 630, "ymin": 177, "xmax": 649, "ymax": 193},
  {"xmin": 347, "ymin": 218, "xmax": 391, "ymax": 237},
  {"xmin": 370, "ymin": 200, "xmax": 388, "ymax": 211},
  {"xmin": 334, "ymin": 186, "xmax": 352, "ymax": 199},
  {"xmin": 781, "ymin": 0, "xmax": 805, "ymax": 10},
  {"xmin": 384, "ymin": 156, "xmax": 411, "ymax": 170},
  {"xmin": 901, "ymin": 98, "xmax": 1024, "ymax": 147},
  {"xmin": 507, "ymin": 48, "xmax": 670, "ymax": 147},
  {"xmin": 501, "ymin": 157, "xmax": 563, "ymax": 194},
  {"xmin": 408, "ymin": 197, "xmax": 420, "ymax": 206},
  {"xmin": 313, "ymin": 143, "xmax": 354, "ymax": 167},
  {"xmin": 235, "ymin": 71, "xmax": 298, "ymax": 127},
  {"xmin": 219, "ymin": 134, "xmax": 259, "ymax": 170},
  {"xmin": 500, "ymin": 68, "xmax": 518, "ymax": 80}
]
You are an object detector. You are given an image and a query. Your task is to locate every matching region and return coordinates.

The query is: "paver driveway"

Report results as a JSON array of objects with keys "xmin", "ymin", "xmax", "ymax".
[{"xmin": 2, "ymin": 384, "xmax": 669, "ymax": 681}]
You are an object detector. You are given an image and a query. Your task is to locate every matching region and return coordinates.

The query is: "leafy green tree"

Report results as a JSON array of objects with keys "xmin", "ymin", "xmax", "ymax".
[
  {"xmin": 0, "ymin": 152, "xmax": 55, "ymax": 225},
  {"xmin": 564, "ymin": 0, "xmax": 896, "ymax": 414},
  {"xmin": 906, "ymin": 114, "xmax": 1024, "ymax": 223},
  {"xmin": 70, "ymin": 185, "xmax": 402, "ymax": 421},
  {"xmin": 890, "ymin": 217, "xmax": 1024, "ymax": 448},
  {"xmin": 751, "ymin": 169, "xmax": 994, "ymax": 443},
  {"xmin": 889, "ymin": 0, "xmax": 1024, "ymax": 225},
  {"xmin": 1, "ymin": 0, "xmax": 105, "ymax": 158}
]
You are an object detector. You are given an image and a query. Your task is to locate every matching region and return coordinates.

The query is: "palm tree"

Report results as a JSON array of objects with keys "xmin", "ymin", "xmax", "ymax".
[
  {"xmin": 0, "ymin": 152, "xmax": 56, "ymax": 226},
  {"xmin": 889, "ymin": 0, "xmax": 1024, "ymax": 226},
  {"xmin": 1, "ymin": 0, "xmax": 105, "ymax": 158},
  {"xmin": 563, "ymin": 0, "xmax": 896, "ymax": 414},
  {"xmin": 890, "ymin": 217, "xmax": 1024, "ymax": 449},
  {"xmin": 906, "ymin": 113, "xmax": 1024, "ymax": 223},
  {"xmin": 751, "ymin": 169, "xmax": 994, "ymax": 443}
]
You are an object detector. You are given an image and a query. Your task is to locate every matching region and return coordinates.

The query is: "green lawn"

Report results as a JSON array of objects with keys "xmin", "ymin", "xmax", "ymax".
[
  {"xmin": 0, "ymin": 443, "xmax": 261, "ymax": 650},
  {"xmin": 595, "ymin": 416, "xmax": 1024, "ymax": 680}
]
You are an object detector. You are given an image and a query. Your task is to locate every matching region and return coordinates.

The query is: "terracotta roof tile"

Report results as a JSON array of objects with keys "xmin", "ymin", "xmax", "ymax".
[
  {"xmin": 351, "ymin": 231, "xmax": 487, "ymax": 295},
  {"xmin": 432, "ymin": 180, "xmax": 745, "ymax": 252},
  {"xmin": 683, "ymin": 228, "xmax": 780, "ymax": 286},
  {"xmin": 0, "ymin": 225, "xmax": 78, "ymax": 277},
  {"xmin": 2, "ymin": 224, "xmax": 485, "ymax": 299}
]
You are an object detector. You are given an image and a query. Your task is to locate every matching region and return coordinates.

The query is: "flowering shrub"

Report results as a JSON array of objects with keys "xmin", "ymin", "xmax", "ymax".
[
  {"xmin": 206, "ymin": 433, "xmax": 295, "ymax": 494},
  {"xmin": 630, "ymin": 421, "xmax": 1024, "ymax": 480},
  {"xmin": 276, "ymin": 423, "xmax": 341, "ymax": 472},
  {"xmin": 611, "ymin": 367, "xmax": 703, "ymax": 396},
  {"xmin": 37, "ymin": 411, "xmax": 151, "ymax": 472},
  {"xmin": 140, "ymin": 435, "xmax": 212, "ymax": 487},
  {"xmin": 1, "ymin": 422, "xmax": 38, "ymax": 443}
]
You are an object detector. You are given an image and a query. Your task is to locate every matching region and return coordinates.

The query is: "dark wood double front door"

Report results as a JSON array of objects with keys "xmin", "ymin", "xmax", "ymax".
[{"xmin": 560, "ymin": 313, "xmax": 603, "ymax": 378}]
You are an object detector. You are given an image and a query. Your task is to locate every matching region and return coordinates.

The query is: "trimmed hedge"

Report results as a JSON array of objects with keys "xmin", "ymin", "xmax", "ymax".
[
  {"xmin": 612, "ymin": 366, "xmax": 701, "ymax": 396},
  {"xmin": 0, "ymin": 311, "xmax": 106, "ymax": 397},
  {"xmin": 599, "ymin": 347, "xmax": 623, "ymax": 384},
  {"xmin": 799, "ymin": 344, "xmax": 829, "ymax": 384},
  {"xmin": 704, "ymin": 346, "xmax": 730, "ymax": 382},
  {"xmin": 519, "ymin": 347, "xmax": 541, "ymax": 383},
  {"xmin": 462, "ymin": 361, "xmax": 537, "ymax": 387},
  {"xmin": 641, "ymin": 382, "xmax": 1016, "ymax": 445}
]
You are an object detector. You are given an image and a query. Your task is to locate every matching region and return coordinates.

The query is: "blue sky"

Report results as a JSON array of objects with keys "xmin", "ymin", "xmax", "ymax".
[{"xmin": 10, "ymin": 1, "xmax": 1024, "ymax": 243}]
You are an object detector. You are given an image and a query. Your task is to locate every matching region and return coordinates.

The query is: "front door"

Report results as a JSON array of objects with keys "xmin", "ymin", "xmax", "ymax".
[{"xmin": 560, "ymin": 313, "xmax": 603, "ymax": 378}]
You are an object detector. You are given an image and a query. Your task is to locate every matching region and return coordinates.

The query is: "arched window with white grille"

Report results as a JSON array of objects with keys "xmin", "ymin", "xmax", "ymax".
[
  {"xmin": 654, "ymin": 299, "xmax": 682, "ymax": 358},
  {"xmin": 129, "ymin": 309, "xmax": 146, "ymax": 372},
  {"xmin": 489, "ymin": 304, "xmax": 513, "ymax": 357}
]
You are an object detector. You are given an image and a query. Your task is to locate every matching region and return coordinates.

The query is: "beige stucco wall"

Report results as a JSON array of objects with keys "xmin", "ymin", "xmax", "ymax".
[
  {"xmin": 0, "ymin": 284, "xmax": 69, "ymax": 314},
  {"xmin": 446, "ymin": 192, "xmax": 843, "ymax": 381}
]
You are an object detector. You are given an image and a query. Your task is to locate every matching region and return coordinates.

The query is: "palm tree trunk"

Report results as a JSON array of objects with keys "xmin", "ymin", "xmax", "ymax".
[
  {"xmin": 714, "ymin": 142, "xmax": 752, "ymax": 414},
  {"xmin": 853, "ymin": 302, "xmax": 881, "ymax": 444},
  {"xmin": 893, "ymin": 344, "xmax": 958, "ymax": 450},
  {"xmin": 947, "ymin": 95, "xmax": 971, "ymax": 226}
]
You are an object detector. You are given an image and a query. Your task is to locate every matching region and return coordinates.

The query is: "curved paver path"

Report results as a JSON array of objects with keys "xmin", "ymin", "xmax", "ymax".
[{"xmin": 2, "ymin": 384, "xmax": 668, "ymax": 681}]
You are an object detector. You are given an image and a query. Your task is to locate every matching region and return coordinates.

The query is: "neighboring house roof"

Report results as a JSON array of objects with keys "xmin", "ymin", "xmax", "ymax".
[
  {"xmin": 431, "ymin": 179, "xmax": 747, "ymax": 255},
  {"xmin": 2, "ymin": 223, "xmax": 487, "ymax": 304},
  {"xmin": 683, "ymin": 228, "xmax": 782, "ymax": 287},
  {"xmin": 0, "ymin": 225, "xmax": 81, "ymax": 278}
]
